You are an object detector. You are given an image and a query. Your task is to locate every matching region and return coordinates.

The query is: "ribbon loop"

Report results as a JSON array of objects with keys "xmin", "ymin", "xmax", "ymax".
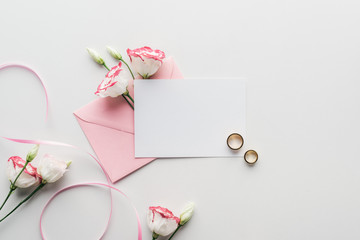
[
  {"xmin": 0, "ymin": 63, "xmax": 49, "ymax": 120},
  {"xmin": 0, "ymin": 64, "xmax": 142, "ymax": 240}
]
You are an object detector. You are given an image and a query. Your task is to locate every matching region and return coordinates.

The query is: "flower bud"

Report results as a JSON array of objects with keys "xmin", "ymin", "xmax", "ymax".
[
  {"xmin": 106, "ymin": 46, "xmax": 122, "ymax": 60},
  {"xmin": 26, "ymin": 144, "xmax": 40, "ymax": 162},
  {"xmin": 66, "ymin": 160, "xmax": 72, "ymax": 168},
  {"xmin": 180, "ymin": 202, "xmax": 195, "ymax": 226},
  {"xmin": 86, "ymin": 48, "xmax": 105, "ymax": 65}
]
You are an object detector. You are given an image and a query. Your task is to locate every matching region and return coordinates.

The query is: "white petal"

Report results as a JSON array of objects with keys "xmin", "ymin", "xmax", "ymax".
[
  {"xmin": 131, "ymin": 57, "xmax": 162, "ymax": 78},
  {"xmin": 7, "ymin": 162, "xmax": 39, "ymax": 188},
  {"xmin": 147, "ymin": 210, "xmax": 179, "ymax": 236},
  {"xmin": 37, "ymin": 155, "xmax": 68, "ymax": 183}
]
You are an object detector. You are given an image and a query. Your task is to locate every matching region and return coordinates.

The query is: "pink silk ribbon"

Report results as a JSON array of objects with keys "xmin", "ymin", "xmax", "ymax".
[
  {"xmin": 0, "ymin": 63, "xmax": 49, "ymax": 120},
  {"xmin": 0, "ymin": 64, "xmax": 142, "ymax": 240},
  {"xmin": 40, "ymin": 182, "xmax": 142, "ymax": 240}
]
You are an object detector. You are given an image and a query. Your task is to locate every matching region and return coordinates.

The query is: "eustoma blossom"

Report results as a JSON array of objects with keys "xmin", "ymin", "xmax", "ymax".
[
  {"xmin": 0, "ymin": 145, "xmax": 40, "ymax": 212},
  {"xmin": 87, "ymin": 48, "xmax": 135, "ymax": 109},
  {"xmin": 127, "ymin": 46, "xmax": 165, "ymax": 79},
  {"xmin": 7, "ymin": 156, "xmax": 40, "ymax": 189},
  {"xmin": 147, "ymin": 202, "xmax": 195, "ymax": 240},
  {"xmin": 147, "ymin": 206, "xmax": 180, "ymax": 239},
  {"xmin": 0, "ymin": 145, "xmax": 72, "ymax": 223},
  {"xmin": 37, "ymin": 154, "xmax": 72, "ymax": 183},
  {"xmin": 95, "ymin": 62, "xmax": 131, "ymax": 98}
]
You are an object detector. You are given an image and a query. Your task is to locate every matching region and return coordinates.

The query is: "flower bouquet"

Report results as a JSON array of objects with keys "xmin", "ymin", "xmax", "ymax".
[
  {"xmin": 0, "ymin": 145, "xmax": 71, "ymax": 222},
  {"xmin": 87, "ymin": 46, "xmax": 166, "ymax": 109}
]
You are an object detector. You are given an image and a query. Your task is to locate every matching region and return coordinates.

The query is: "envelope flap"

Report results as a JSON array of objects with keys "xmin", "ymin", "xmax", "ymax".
[
  {"xmin": 74, "ymin": 57, "xmax": 181, "ymax": 133},
  {"xmin": 74, "ymin": 96, "xmax": 134, "ymax": 133}
]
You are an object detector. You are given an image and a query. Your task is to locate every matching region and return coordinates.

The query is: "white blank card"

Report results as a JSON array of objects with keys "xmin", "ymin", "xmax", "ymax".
[{"xmin": 134, "ymin": 79, "xmax": 246, "ymax": 158}]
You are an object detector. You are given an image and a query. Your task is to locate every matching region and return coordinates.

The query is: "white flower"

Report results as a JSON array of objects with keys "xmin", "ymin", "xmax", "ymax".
[
  {"xmin": 127, "ymin": 46, "xmax": 165, "ymax": 79},
  {"xmin": 95, "ymin": 62, "xmax": 130, "ymax": 98},
  {"xmin": 86, "ymin": 48, "xmax": 104, "ymax": 65},
  {"xmin": 7, "ymin": 156, "xmax": 40, "ymax": 188},
  {"xmin": 106, "ymin": 46, "xmax": 122, "ymax": 60},
  {"xmin": 180, "ymin": 202, "xmax": 195, "ymax": 225},
  {"xmin": 37, "ymin": 155, "xmax": 71, "ymax": 183},
  {"xmin": 147, "ymin": 206, "xmax": 180, "ymax": 237}
]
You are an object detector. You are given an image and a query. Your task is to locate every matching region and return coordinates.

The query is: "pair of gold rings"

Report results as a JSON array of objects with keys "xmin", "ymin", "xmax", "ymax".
[{"xmin": 226, "ymin": 133, "xmax": 258, "ymax": 164}]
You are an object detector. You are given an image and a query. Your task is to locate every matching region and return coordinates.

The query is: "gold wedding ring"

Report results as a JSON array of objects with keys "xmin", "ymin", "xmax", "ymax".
[
  {"xmin": 227, "ymin": 133, "xmax": 244, "ymax": 150},
  {"xmin": 244, "ymin": 150, "xmax": 258, "ymax": 164}
]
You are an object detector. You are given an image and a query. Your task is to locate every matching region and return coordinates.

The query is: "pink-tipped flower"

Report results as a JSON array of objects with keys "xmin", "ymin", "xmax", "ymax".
[
  {"xmin": 7, "ymin": 156, "xmax": 41, "ymax": 188},
  {"xmin": 127, "ymin": 46, "xmax": 165, "ymax": 79},
  {"xmin": 95, "ymin": 62, "xmax": 131, "ymax": 98},
  {"xmin": 147, "ymin": 206, "xmax": 180, "ymax": 238}
]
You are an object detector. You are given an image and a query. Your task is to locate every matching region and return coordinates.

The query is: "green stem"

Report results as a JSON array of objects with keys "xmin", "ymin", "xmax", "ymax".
[
  {"xmin": 120, "ymin": 59, "xmax": 135, "ymax": 80},
  {"xmin": 0, "ymin": 160, "xmax": 32, "ymax": 211},
  {"xmin": 100, "ymin": 65, "xmax": 134, "ymax": 109},
  {"xmin": 168, "ymin": 225, "xmax": 182, "ymax": 240},
  {"xmin": 12, "ymin": 162, "xmax": 29, "ymax": 187},
  {"xmin": 122, "ymin": 95, "xmax": 134, "ymax": 109},
  {"xmin": 103, "ymin": 63, "xmax": 110, "ymax": 71},
  {"xmin": 0, "ymin": 189, "xmax": 15, "ymax": 211},
  {"xmin": 126, "ymin": 93, "xmax": 134, "ymax": 103},
  {"xmin": 0, "ymin": 183, "xmax": 46, "ymax": 223}
]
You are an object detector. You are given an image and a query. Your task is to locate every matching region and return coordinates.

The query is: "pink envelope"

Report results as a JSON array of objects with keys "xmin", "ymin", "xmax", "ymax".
[{"xmin": 73, "ymin": 57, "xmax": 183, "ymax": 183}]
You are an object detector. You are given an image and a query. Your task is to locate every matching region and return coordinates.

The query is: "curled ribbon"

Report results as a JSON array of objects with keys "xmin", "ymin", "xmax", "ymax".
[
  {"xmin": 0, "ymin": 64, "xmax": 142, "ymax": 240},
  {"xmin": 40, "ymin": 182, "xmax": 142, "ymax": 240},
  {"xmin": 0, "ymin": 63, "xmax": 49, "ymax": 120}
]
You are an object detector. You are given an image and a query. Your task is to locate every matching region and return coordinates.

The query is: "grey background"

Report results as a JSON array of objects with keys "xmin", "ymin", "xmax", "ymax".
[{"xmin": 0, "ymin": 0, "xmax": 360, "ymax": 239}]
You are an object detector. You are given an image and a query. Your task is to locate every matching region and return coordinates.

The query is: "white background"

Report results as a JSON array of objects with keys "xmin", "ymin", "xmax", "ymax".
[{"xmin": 0, "ymin": 0, "xmax": 360, "ymax": 239}]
